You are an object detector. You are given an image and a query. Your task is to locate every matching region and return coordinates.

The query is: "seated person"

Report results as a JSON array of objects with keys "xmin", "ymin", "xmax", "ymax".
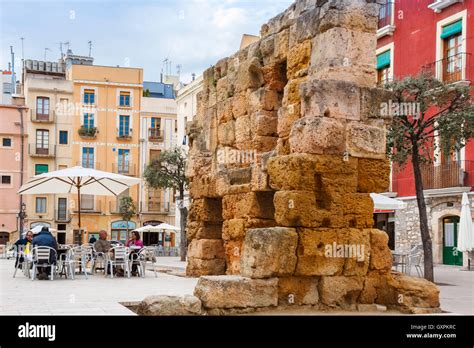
[
  {"xmin": 126, "ymin": 231, "xmax": 144, "ymax": 275},
  {"xmin": 13, "ymin": 230, "xmax": 33, "ymax": 268},
  {"xmin": 94, "ymin": 230, "xmax": 111, "ymax": 253},
  {"xmin": 32, "ymin": 227, "xmax": 58, "ymax": 280}
]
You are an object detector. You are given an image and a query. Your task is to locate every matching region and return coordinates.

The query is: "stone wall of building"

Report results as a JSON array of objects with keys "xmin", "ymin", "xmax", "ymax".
[
  {"xmin": 395, "ymin": 193, "xmax": 470, "ymax": 265},
  {"xmin": 175, "ymin": 0, "xmax": 441, "ymax": 314}
]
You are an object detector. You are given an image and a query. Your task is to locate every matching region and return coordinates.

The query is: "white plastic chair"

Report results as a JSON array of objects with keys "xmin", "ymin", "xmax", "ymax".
[
  {"xmin": 137, "ymin": 247, "xmax": 158, "ymax": 278},
  {"xmin": 106, "ymin": 246, "xmax": 130, "ymax": 278},
  {"xmin": 67, "ymin": 246, "xmax": 89, "ymax": 279},
  {"xmin": 31, "ymin": 246, "xmax": 57, "ymax": 281},
  {"xmin": 407, "ymin": 251, "xmax": 424, "ymax": 277},
  {"xmin": 13, "ymin": 245, "xmax": 31, "ymax": 279}
]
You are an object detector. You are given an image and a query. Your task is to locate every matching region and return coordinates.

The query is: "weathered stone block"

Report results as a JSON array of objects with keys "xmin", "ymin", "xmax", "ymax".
[
  {"xmin": 186, "ymin": 258, "xmax": 226, "ymax": 276},
  {"xmin": 360, "ymin": 87, "xmax": 393, "ymax": 120},
  {"xmin": 216, "ymin": 76, "xmax": 229, "ymax": 102},
  {"xmin": 248, "ymin": 87, "xmax": 281, "ymax": 113},
  {"xmin": 346, "ymin": 122, "xmax": 386, "ymax": 159},
  {"xmin": 232, "ymin": 93, "xmax": 247, "ymax": 118},
  {"xmin": 289, "ymin": 116, "xmax": 346, "ymax": 155},
  {"xmin": 300, "ymin": 79, "xmax": 361, "ymax": 120},
  {"xmin": 251, "ymin": 111, "xmax": 278, "ymax": 136},
  {"xmin": 319, "ymin": 5, "xmax": 378, "ymax": 34},
  {"xmin": 277, "ymin": 103, "xmax": 301, "ymax": 138},
  {"xmin": 241, "ymin": 227, "xmax": 298, "ymax": 278},
  {"xmin": 287, "ymin": 40, "xmax": 311, "ymax": 80},
  {"xmin": 292, "ymin": 7, "xmax": 320, "ymax": 44},
  {"xmin": 187, "ymin": 221, "xmax": 223, "ymax": 240},
  {"xmin": 235, "ymin": 115, "xmax": 252, "ymax": 149},
  {"xmin": 224, "ymin": 239, "xmax": 244, "ymax": 275},
  {"xmin": 369, "ymin": 229, "xmax": 393, "ymax": 271},
  {"xmin": 319, "ymin": 275, "xmax": 364, "ymax": 307},
  {"xmin": 274, "ymin": 28, "xmax": 290, "ymax": 62},
  {"xmin": 278, "ymin": 277, "xmax": 320, "ymax": 306},
  {"xmin": 283, "ymin": 77, "xmax": 306, "ymax": 106},
  {"xmin": 217, "ymin": 120, "xmax": 235, "ymax": 147},
  {"xmin": 235, "ymin": 57, "xmax": 264, "ymax": 93},
  {"xmin": 138, "ymin": 295, "xmax": 203, "ymax": 316},
  {"xmin": 194, "ymin": 276, "xmax": 278, "ymax": 308},
  {"xmin": 222, "ymin": 218, "xmax": 277, "ymax": 241},
  {"xmin": 188, "ymin": 239, "xmax": 225, "ymax": 260},
  {"xmin": 217, "ymin": 98, "xmax": 234, "ymax": 124},
  {"xmin": 252, "ymin": 135, "xmax": 278, "ymax": 153},
  {"xmin": 357, "ymin": 158, "xmax": 390, "ymax": 193}
]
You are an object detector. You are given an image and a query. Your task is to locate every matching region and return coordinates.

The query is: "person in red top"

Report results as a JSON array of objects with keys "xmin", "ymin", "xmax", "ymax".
[
  {"xmin": 126, "ymin": 231, "xmax": 144, "ymax": 276},
  {"xmin": 126, "ymin": 231, "xmax": 144, "ymax": 248}
]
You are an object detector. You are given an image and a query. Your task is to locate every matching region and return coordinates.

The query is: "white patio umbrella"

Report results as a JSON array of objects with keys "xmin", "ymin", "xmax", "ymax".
[
  {"xmin": 134, "ymin": 223, "xmax": 180, "ymax": 233},
  {"xmin": 457, "ymin": 192, "xmax": 474, "ymax": 269},
  {"xmin": 18, "ymin": 166, "xmax": 141, "ymax": 232},
  {"xmin": 370, "ymin": 193, "xmax": 407, "ymax": 210}
]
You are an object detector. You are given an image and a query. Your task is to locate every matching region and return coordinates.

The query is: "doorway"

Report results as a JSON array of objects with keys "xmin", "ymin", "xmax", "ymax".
[
  {"xmin": 0, "ymin": 232, "xmax": 9, "ymax": 245},
  {"xmin": 443, "ymin": 216, "xmax": 463, "ymax": 266}
]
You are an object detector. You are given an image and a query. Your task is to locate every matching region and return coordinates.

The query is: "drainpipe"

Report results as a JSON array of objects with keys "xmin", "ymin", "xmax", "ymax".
[{"xmin": 18, "ymin": 106, "xmax": 25, "ymax": 237}]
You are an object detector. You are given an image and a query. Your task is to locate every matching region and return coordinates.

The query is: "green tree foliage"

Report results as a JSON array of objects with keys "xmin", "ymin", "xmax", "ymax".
[{"xmin": 385, "ymin": 74, "xmax": 474, "ymax": 281}]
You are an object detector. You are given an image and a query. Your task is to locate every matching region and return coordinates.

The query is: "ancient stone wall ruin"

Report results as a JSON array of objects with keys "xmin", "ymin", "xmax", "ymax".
[{"xmin": 182, "ymin": 0, "xmax": 440, "ymax": 314}]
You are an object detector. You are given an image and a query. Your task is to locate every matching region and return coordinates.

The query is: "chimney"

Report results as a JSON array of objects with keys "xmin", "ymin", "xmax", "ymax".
[{"xmin": 192, "ymin": 73, "xmax": 196, "ymax": 81}]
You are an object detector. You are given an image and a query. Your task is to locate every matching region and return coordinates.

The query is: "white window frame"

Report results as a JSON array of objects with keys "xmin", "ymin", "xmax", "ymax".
[
  {"xmin": 0, "ymin": 173, "xmax": 13, "ymax": 188},
  {"xmin": 376, "ymin": 42, "xmax": 395, "ymax": 83},
  {"xmin": 1, "ymin": 137, "xmax": 13, "ymax": 148}
]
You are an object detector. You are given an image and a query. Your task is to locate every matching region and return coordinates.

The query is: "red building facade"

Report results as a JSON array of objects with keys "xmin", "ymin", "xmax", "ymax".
[{"xmin": 376, "ymin": 0, "xmax": 473, "ymax": 266}]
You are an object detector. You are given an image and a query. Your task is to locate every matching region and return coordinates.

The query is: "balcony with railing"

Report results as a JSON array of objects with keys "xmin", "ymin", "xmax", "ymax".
[
  {"xmin": 28, "ymin": 143, "xmax": 56, "ymax": 157},
  {"xmin": 109, "ymin": 200, "xmax": 138, "ymax": 214},
  {"xmin": 30, "ymin": 109, "xmax": 55, "ymax": 123},
  {"xmin": 112, "ymin": 162, "xmax": 136, "ymax": 176},
  {"xmin": 377, "ymin": 0, "xmax": 395, "ymax": 38},
  {"xmin": 55, "ymin": 209, "xmax": 70, "ymax": 222},
  {"xmin": 76, "ymin": 161, "xmax": 100, "ymax": 170},
  {"xmin": 148, "ymin": 128, "xmax": 164, "ymax": 142},
  {"xmin": 140, "ymin": 201, "xmax": 171, "ymax": 214},
  {"xmin": 421, "ymin": 52, "xmax": 471, "ymax": 85},
  {"xmin": 392, "ymin": 161, "xmax": 474, "ymax": 194},
  {"xmin": 78, "ymin": 126, "xmax": 98, "ymax": 139}
]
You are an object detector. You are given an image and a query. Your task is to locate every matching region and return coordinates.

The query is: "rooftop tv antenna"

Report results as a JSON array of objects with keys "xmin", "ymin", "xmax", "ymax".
[
  {"xmin": 44, "ymin": 48, "xmax": 51, "ymax": 61},
  {"xmin": 88, "ymin": 40, "xmax": 92, "ymax": 57},
  {"xmin": 176, "ymin": 64, "xmax": 182, "ymax": 77}
]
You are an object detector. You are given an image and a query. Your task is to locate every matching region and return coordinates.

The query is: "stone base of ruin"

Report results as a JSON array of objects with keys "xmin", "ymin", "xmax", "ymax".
[{"xmin": 139, "ymin": 0, "xmax": 441, "ymax": 315}]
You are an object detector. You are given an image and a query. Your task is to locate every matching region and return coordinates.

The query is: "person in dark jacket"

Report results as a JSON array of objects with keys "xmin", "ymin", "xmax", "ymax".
[
  {"xmin": 13, "ymin": 231, "xmax": 33, "ymax": 268},
  {"xmin": 32, "ymin": 227, "xmax": 58, "ymax": 280}
]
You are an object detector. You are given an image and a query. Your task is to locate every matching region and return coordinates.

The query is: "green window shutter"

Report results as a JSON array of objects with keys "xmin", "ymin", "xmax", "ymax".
[
  {"xmin": 377, "ymin": 50, "xmax": 391, "ymax": 70},
  {"xmin": 441, "ymin": 20, "xmax": 462, "ymax": 39},
  {"xmin": 35, "ymin": 164, "xmax": 48, "ymax": 175}
]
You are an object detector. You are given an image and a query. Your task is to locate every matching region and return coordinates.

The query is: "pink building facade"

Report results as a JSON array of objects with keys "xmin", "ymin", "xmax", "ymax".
[{"xmin": 0, "ymin": 102, "xmax": 28, "ymax": 244}]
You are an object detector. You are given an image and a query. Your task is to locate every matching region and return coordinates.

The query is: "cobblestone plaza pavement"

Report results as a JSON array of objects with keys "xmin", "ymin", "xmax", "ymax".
[{"xmin": 0, "ymin": 258, "xmax": 471, "ymax": 315}]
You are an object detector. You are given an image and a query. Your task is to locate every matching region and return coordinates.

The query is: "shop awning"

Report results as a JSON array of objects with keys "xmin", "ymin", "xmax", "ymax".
[
  {"xmin": 371, "ymin": 193, "xmax": 407, "ymax": 210},
  {"xmin": 441, "ymin": 20, "xmax": 462, "ymax": 39}
]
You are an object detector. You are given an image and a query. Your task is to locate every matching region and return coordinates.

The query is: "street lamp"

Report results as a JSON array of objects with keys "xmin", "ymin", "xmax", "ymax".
[{"xmin": 18, "ymin": 202, "xmax": 27, "ymax": 238}]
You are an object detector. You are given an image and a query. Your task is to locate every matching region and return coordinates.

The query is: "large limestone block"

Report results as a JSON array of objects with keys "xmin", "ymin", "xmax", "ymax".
[
  {"xmin": 217, "ymin": 98, "xmax": 234, "ymax": 124},
  {"xmin": 319, "ymin": 275, "xmax": 364, "ymax": 307},
  {"xmin": 235, "ymin": 115, "xmax": 252, "ymax": 149},
  {"xmin": 282, "ymin": 77, "xmax": 307, "ymax": 106},
  {"xmin": 296, "ymin": 228, "xmax": 346, "ymax": 276},
  {"xmin": 194, "ymin": 276, "xmax": 278, "ymax": 308},
  {"xmin": 310, "ymin": 27, "xmax": 376, "ymax": 87},
  {"xmin": 289, "ymin": 116, "xmax": 346, "ymax": 155},
  {"xmin": 300, "ymin": 79, "xmax": 361, "ymax": 120},
  {"xmin": 188, "ymin": 239, "xmax": 225, "ymax": 260},
  {"xmin": 277, "ymin": 103, "xmax": 301, "ymax": 138},
  {"xmin": 318, "ymin": 2, "xmax": 378, "ymax": 34},
  {"xmin": 224, "ymin": 239, "xmax": 244, "ymax": 275},
  {"xmin": 217, "ymin": 120, "xmax": 236, "ymax": 147},
  {"xmin": 343, "ymin": 228, "xmax": 371, "ymax": 276},
  {"xmin": 346, "ymin": 122, "xmax": 386, "ymax": 159},
  {"xmin": 232, "ymin": 93, "xmax": 248, "ymax": 118},
  {"xmin": 369, "ymin": 229, "xmax": 392, "ymax": 271},
  {"xmin": 222, "ymin": 218, "xmax": 276, "ymax": 241},
  {"xmin": 189, "ymin": 198, "xmax": 223, "ymax": 222},
  {"xmin": 186, "ymin": 258, "xmax": 226, "ymax": 276},
  {"xmin": 187, "ymin": 221, "xmax": 223, "ymax": 241},
  {"xmin": 278, "ymin": 277, "xmax": 320, "ymax": 306},
  {"xmin": 360, "ymin": 87, "xmax": 393, "ymax": 120},
  {"xmin": 360, "ymin": 271, "xmax": 440, "ymax": 310},
  {"xmin": 138, "ymin": 295, "xmax": 203, "ymax": 316},
  {"xmin": 235, "ymin": 57, "xmax": 264, "ymax": 93},
  {"xmin": 357, "ymin": 158, "xmax": 390, "ymax": 193},
  {"xmin": 216, "ymin": 76, "xmax": 229, "ymax": 103},
  {"xmin": 240, "ymin": 227, "xmax": 298, "ymax": 278},
  {"xmin": 251, "ymin": 111, "xmax": 278, "ymax": 136},
  {"xmin": 222, "ymin": 192, "xmax": 275, "ymax": 220},
  {"xmin": 342, "ymin": 193, "xmax": 374, "ymax": 228},
  {"xmin": 287, "ymin": 40, "xmax": 311, "ymax": 80},
  {"xmin": 248, "ymin": 88, "xmax": 281, "ymax": 113},
  {"xmin": 291, "ymin": 7, "xmax": 320, "ymax": 44},
  {"xmin": 252, "ymin": 135, "xmax": 278, "ymax": 153},
  {"xmin": 267, "ymin": 153, "xmax": 358, "ymax": 191}
]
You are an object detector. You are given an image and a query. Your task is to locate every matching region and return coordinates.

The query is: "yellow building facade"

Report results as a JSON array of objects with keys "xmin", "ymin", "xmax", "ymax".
[{"xmin": 67, "ymin": 63, "xmax": 143, "ymax": 244}]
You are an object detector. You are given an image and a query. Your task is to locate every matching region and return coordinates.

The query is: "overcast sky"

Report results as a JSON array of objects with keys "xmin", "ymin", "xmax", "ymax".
[{"xmin": 0, "ymin": 0, "xmax": 293, "ymax": 84}]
